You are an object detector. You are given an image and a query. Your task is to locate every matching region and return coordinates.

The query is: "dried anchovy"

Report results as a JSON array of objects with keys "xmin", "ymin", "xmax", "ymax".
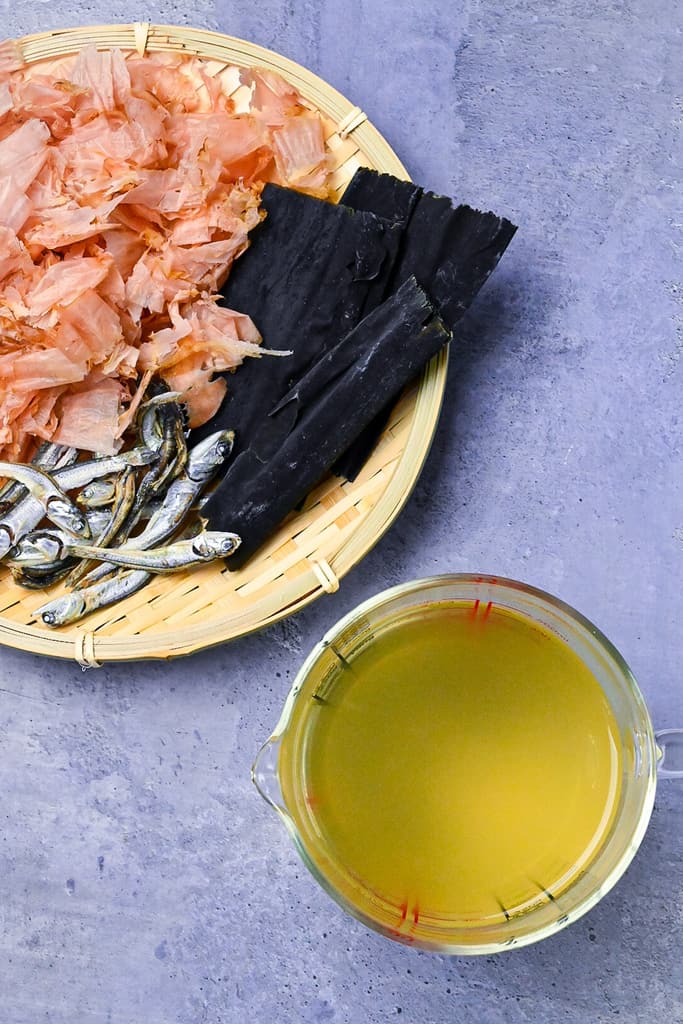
[
  {"xmin": 0, "ymin": 444, "xmax": 78, "ymax": 510},
  {"xmin": 16, "ymin": 530, "xmax": 241, "ymax": 573},
  {"xmin": 0, "ymin": 461, "xmax": 90, "ymax": 539},
  {"xmin": 118, "ymin": 400, "xmax": 186, "ymax": 543},
  {"xmin": 77, "ymin": 477, "xmax": 118, "ymax": 509},
  {"xmin": 66, "ymin": 466, "xmax": 137, "ymax": 587},
  {"xmin": 76, "ymin": 430, "xmax": 234, "ymax": 589},
  {"xmin": 0, "ymin": 447, "xmax": 156, "ymax": 559},
  {"xmin": 38, "ymin": 568, "xmax": 154, "ymax": 625},
  {"xmin": 3, "ymin": 422, "xmax": 238, "ymax": 626}
]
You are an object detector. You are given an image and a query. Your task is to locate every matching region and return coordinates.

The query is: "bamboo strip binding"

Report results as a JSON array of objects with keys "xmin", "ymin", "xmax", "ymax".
[{"xmin": 0, "ymin": 24, "xmax": 448, "ymax": 663}]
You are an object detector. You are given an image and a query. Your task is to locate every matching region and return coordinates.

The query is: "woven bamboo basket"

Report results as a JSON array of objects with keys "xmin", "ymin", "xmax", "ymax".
[{"xmin": 0, "ymin": 23, "xmax": 448, "ymax": 665}]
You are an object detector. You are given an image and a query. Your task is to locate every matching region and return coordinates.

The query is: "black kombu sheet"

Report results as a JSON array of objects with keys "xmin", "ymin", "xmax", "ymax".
[
  {"xmin": 190, "ymin": 182, "xmax": 401, "ymax": 452},
  {"xmin": 194, "ymin": 173, "xmax": 516, "ymax": 567},
  {"xmin": 202, "ymin": 279, "xmax": 451, "ymax": 567},
  {"xmin": 335, "ymin": 168, "xmax": 517, "ymax": 478}
]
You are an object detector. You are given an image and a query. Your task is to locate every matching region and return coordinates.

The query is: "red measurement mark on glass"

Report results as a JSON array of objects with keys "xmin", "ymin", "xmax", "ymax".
[
  {"xmin": 305, "ymin": 793, "xmax": 319, "ymax": 811},
  {"xmin": 411, "ymin": 904, "xmax": 420, "ymax": 930},
  {"xmin": 397, "ymin": 900, "xmax": 408, "ymax": 927},
  {"xmin": 483, "ymin": 601, "xmax": 493, "ymax": 620},
  {"xmin": 470, "ymin": 599, "xmax": 480, "ymax": 618}
]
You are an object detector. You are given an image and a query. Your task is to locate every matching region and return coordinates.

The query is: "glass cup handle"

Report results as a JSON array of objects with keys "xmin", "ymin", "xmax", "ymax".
[
  {"xmin": 655, "ymin": 729, "xmax": 683, "ymax": 779},
  {"xmin": 251, "ymin": 735, "xmax": 289, "ymax": 815}
]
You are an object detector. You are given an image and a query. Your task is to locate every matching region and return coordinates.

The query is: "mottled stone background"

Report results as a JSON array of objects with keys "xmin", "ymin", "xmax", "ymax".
[{"xmin": 1, "ymin": 2, "xmax": 681, "ymax": 1022}]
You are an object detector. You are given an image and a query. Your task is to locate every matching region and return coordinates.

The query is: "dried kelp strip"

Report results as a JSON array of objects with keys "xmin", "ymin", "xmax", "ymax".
[
  {"xmin": 191, "ymin": 182, "xmax": 402, "ymax": 459},
  {"xmin": 203, "ymin": 278, "xmax": 451, "ymax": 567},
  {"xmin": 340, "ymin": 168, "xmax": 421, "ymax": 227},
  {"xmin": 334, "ymin": 169, "xmax": 517, "ymax": 479}
]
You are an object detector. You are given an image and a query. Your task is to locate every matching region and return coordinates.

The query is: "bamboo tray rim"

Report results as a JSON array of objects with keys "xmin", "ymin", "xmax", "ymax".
[{"xmin": 0, "ymin": 23, "xmax": 449, "ymax": 663}]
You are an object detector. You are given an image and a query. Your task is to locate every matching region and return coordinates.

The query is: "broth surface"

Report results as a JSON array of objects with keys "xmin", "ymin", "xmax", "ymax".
[{"xmin": 284, "ymin": 603, "xmax": 622, "ymax": 923}]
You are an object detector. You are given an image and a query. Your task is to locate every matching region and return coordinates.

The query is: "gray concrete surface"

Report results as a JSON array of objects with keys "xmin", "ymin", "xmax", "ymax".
[{"xmin": 1, "ymin": 1, "xmax": 682, "ymax": 1022}]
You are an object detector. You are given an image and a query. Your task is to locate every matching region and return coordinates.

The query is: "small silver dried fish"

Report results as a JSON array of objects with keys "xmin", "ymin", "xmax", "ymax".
[
  {"xmin": 77, "ymin": 477, "xmax": 118, "ymax": 508},
  {"xmin": 7, "ymin": 514, "xmax": 107, "ymax": 586},
  {"xmin": 0, "ymin": 440, "xmax": 76, "ymax": 503},
  {"xmin": 38, "ymin": 569, "xmax": 153, "ymax": 626},
  {"xmin": 66, "ymin": 467, "xmax": 137, "ymax": 586},
  {"xmin": 10, "ymin": 426, "xmax": 237, "ymax": 626},
  {"xmin": 13, "ymin": 530, "xmax": 240, "ymax": 572},
  {"xmin": 0, "ymin": 461, "xmax": 89, "ymax": 539},
  {"xmin": 75, "ymin": 430, "xmax": 234, "ymax": 589},
  {"xmin": 138, "ymin": 392, "xmax": 183, "ymax": 450},
  {"xmin": 8, "ymin": 531, "xmax": 69, "ymax": 569},
  {"xmin": 84, "ymin": 509, "xmax": 113, "ymax": 536},
  {"xmin": 51, "ymin": 446, "xmax": 157, "ymax": 490},
  {"xmin": 126, "ymin": 428, "xmax": 234, "ymax": 548},
  {"xmin": 120, "ymin": 399, "xmax": 186, "ymax": 542},
  {"xmin": 0, "ymin": 443, "xmax": 78, "ymax": 509},
  {"xmin": 0, "ymin": 446, "xmax": 157, "ymax": 559}
]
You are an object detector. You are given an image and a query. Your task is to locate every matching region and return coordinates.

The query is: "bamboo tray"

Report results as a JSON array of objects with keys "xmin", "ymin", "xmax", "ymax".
[{"xmin": 0, "ymin": 23, "xmax": 448, "ymax": 665}]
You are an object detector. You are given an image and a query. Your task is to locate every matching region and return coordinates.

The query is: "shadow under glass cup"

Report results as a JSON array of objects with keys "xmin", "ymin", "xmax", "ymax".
[{"xmin": 253, "ymin": 575, "xmax": 672, "ymax": 954}]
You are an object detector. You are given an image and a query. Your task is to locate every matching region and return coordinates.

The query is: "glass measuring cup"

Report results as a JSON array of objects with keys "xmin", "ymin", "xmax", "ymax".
[{"xmin": 252, "ymin": 574, "xmax": 682, "ymax": 954}]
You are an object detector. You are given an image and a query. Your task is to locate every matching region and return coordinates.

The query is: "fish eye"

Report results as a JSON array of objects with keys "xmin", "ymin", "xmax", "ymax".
[{"xmin": 42, "ymin": 611, "xmax": 56, "ymax": 625}]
